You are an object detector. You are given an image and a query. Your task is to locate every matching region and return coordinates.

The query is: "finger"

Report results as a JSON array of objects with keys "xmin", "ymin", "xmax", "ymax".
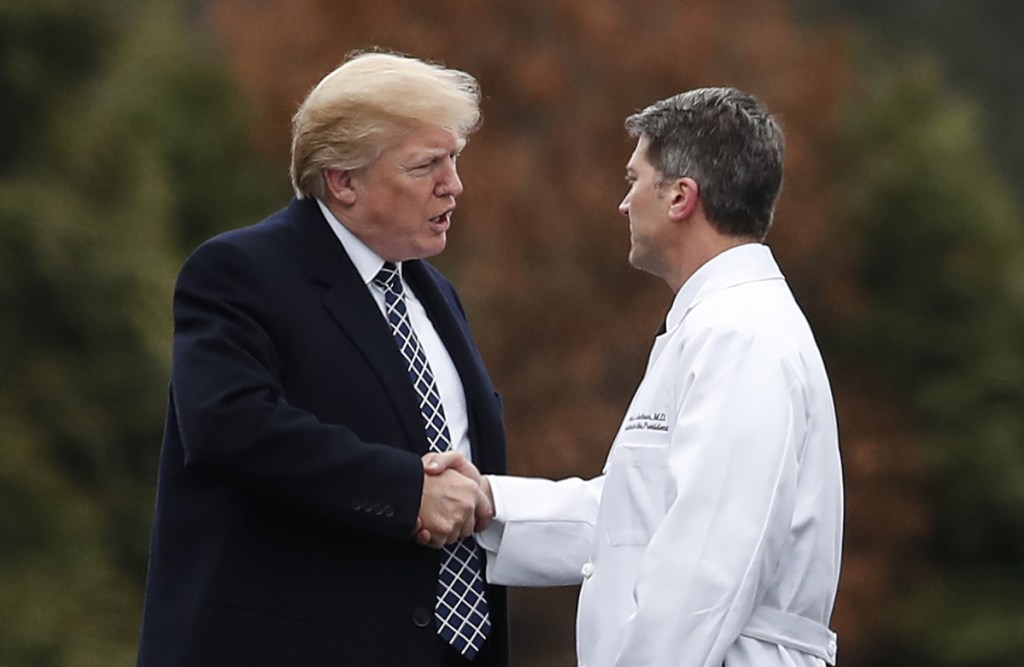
[
  {"xmin": 424, "ymin": 451, "xmax": 466, "ymax": 475},
  {"xmin": 439, "ymin": 519, "xmax": 462, "ymax": 545},
  {"xmin": 456, "ymin": 459, "xmax": 483, "ymax": 484},
  {"xmin": 459, "ymin": 514, "xmax": 475, "ymax": 539},
  {"xmin": 422, "ymin": 452, "xmax": 444, "ymax": 474},
  {"xmin": 424, "ymin": 523, "xmax": 450, "ymax": 549},
  {"xmin": 415, "ymin": 528, "xmax": 433, "ymax": 546}
]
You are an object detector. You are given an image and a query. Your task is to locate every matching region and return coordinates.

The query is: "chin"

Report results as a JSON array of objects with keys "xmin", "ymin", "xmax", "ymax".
[
  {"xmin": 628, "ymin": 247, "xmax": 645, "ymax": 270},
  {"xmin": 629, "ymin": 249, "xmax": 662, "ymax": 278},
  {"xmin": 418, "ymin": 236, "xmax": 447, "ymax": 259}
]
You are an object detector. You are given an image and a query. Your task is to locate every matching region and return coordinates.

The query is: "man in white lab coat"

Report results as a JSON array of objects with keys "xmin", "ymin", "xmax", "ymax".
[{"xmin": 425, "ymin": 87, "xmax": 843, "ymax": 667}]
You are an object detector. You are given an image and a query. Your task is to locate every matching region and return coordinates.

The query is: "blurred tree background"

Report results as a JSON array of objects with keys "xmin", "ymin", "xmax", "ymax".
[
  {"xmin": 0, "ymin": 0, "xmax": 281, "ymax": 663},
  {"xmin": 801, "ymin": 0, "xmax": 1024, "ymax": 206},
  {"xmin": 1, "ymin": 0, "xmax": 1022, "ymax": 665}
]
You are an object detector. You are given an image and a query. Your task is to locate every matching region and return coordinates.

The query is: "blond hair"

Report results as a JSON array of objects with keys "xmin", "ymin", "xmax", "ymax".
[{"xmin": 290, "ymin": 51, "xmax": 482, "ymax": 200}]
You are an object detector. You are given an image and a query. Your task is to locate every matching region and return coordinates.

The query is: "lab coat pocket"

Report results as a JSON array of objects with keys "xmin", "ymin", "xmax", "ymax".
[{"xmin": 605, "ymin": 444, "xmax": 668, "ymax": 546}]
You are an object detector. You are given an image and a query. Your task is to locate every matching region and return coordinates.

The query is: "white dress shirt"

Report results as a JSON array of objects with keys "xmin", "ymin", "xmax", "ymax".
[{"xmin": 316, "ymin": 199, "xmax": 472, "ymax": 461}]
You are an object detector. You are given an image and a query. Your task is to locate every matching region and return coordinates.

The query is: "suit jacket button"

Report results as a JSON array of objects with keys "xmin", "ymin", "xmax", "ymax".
[
  {"xmin": 384, "ymin": 506, "xmax": 394, "ymax": 517},
  {"xmin": 412, "ymin": 607, "xmax": 432, "ymax": 628}
]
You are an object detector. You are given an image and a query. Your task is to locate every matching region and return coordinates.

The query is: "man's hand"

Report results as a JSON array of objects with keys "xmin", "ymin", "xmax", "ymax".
[
  {"xmin": 417, "ymin": 467, "xmax": 480, "ymax": 549},
  {"xmin": 424, "ymin": 451, "xmax": 481, "ymax": 482},
  {"xmin": 416, "ymin": 452, "xmax": 495, "ymax": 546}
]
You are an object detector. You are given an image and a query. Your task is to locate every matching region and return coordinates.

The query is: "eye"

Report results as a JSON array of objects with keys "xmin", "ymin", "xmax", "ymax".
[{"xmin": 409, "ymin": 159, "xmax": 436, "ymax": 173}]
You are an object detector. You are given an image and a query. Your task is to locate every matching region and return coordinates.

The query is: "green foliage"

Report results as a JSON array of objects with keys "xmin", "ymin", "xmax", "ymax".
[
  {"xmin": 0, "ymin": 0, "xmax": 117, "ymax": 173},
  {"xmin": 800, "ymin": 0, "xmax": 1024, "ymax": 207},
  {"xmin": 0, "ymin": 0, "xmax": 281, "ymax": 663},
  {"xmin": 836, "ymin": 54, "xmax": 1024, "ymax": 665}
]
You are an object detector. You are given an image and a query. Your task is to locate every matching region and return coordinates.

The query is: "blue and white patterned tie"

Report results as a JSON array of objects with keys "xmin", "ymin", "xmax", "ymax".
[{"xmin": 373, "ymin": 262, "xmax": 491, "ymax": 659}]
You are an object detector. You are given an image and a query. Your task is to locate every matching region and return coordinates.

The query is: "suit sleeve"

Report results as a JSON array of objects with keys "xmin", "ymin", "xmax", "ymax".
[
  {"xmin": 612, "ymin": 326, "xmax": 803, "ymax": 667},
  {"xmin": 169, "ymin": 238, "xmax": 425, "ymax": 541}
]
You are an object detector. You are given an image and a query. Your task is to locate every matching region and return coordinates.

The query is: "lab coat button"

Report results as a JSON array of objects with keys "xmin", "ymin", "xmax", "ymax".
[
  {"xmin": 827, "ymin": 639, "xmax": 837, "ymax": 658},
  {"xmin": 581, "ymin": 562, "xmax": 594, "ymax": 578}
]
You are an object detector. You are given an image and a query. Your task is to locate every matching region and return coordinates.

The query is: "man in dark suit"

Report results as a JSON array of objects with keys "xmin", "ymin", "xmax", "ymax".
[{"xmin": 136, "ymin": 51, "xmax": 508, "ymax": 667}]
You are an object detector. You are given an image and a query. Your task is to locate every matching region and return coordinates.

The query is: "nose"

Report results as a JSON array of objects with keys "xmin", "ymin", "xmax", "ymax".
[
  {"xmin": 618, "ymin": 194, "xmax": 629, "ymax": 216},
  {"xmin": 435, "ymin": 160, "xmax": 463, "ymax": 198}
]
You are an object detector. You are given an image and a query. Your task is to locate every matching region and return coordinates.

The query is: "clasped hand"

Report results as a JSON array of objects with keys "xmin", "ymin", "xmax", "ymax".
[{"xmin": 415, "ymin": 452, "xmax": 494, "ymax": 549}]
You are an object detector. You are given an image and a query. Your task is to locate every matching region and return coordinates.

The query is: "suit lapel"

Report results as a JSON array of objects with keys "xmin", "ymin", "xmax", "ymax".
[{"xmin": 287, "ymin": 198, "xmax": 428, "ymax": 452}]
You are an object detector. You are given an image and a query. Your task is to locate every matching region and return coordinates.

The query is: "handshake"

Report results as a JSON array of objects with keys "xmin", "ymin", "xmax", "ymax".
[{"xmin": 415, "ymin": 452, "xmax": 494, "ymax": 549}]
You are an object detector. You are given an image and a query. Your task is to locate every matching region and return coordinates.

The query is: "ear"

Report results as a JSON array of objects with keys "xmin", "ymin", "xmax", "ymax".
[
  {"xmin": 323, "ymin": 168, "xmax": 357, "ymax": 206},
  {"xmin": 666, "ymin": 177, "xmax": 700, "ymax": 222}
]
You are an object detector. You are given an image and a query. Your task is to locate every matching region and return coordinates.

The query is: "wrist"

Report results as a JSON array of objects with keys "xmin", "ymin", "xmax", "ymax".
[{"xmin": 480, "ymin": 476, "xmax": 496, "ymax": 520}]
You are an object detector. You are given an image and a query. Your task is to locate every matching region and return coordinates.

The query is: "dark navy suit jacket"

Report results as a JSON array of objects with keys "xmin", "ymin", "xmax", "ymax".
[{"xmin": 137, "ymin": 197, "xmax": 509, "ymax": 666}]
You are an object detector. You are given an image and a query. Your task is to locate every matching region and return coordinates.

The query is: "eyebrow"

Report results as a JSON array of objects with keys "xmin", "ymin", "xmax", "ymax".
[
  {"xmin": 407, "ymin": 144, "xmax": 461, "ymax": 162},
  {"xmin": 409, "ymin": 147, "xmax": 447, "ymax": 159}
]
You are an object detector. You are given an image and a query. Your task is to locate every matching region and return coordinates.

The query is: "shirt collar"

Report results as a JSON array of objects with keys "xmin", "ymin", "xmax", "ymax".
[
  {"xmin": 315, "ymin": 198, "xmax": 400, "ymax": 285},
  {"xmin": 664, "ymin": 243, "xmax": 784, "ymax": 332}
]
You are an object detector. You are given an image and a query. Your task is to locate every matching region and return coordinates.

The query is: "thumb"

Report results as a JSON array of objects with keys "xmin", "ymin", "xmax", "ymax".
[
  {"xmin": 422, "ymin": 452, "xmax": 440, "ymax": 473},
  {"xmin": 422, "ymin": 450, "xmax": 466, "ymax": 475}
]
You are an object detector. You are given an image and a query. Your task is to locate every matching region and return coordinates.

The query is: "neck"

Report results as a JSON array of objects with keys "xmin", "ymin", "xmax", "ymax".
[{"xmin": 664, "ymin": 234, "xmax": 756, "ymax": 293}]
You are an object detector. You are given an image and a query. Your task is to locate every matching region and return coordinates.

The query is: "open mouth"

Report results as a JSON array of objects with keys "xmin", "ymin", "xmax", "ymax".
[{"xmin": 429, "ymin": 211, "xmax": 452, "ymax": 228}]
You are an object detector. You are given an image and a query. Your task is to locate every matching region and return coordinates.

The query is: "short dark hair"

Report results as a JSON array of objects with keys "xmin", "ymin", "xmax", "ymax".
[{"xmin": 625, "ymin": 87, "xmax": 784, "ymax": 241}]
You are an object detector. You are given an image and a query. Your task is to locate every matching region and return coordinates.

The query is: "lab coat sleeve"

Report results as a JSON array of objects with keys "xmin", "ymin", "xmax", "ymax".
[
  {"xmin": 478, "ymin": 474, "xmax": 603, "ymax": 586},
  {"xmin": 612, "ymin": 326, "xmax": 803, "ymax": 667}
]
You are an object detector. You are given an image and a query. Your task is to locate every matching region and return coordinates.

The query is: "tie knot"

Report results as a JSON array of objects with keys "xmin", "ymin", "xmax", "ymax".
[{"xmin": 373, "ymin": 261, "xmax": 402, "ymax": 294}]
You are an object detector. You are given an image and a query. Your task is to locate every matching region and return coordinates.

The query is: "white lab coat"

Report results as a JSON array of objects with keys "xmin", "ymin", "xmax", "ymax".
[{"xmin": 480, "ymin": 244, "xmax": 843, "ymax": 667}]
